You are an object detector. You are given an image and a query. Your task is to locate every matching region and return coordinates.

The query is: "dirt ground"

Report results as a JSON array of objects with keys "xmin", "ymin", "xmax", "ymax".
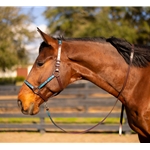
[
  {"xmin": 0, "ymin": 95, "xmax": 140, "ymax": 144},
  {"xmin": 0, "ymin": 132, "xmax": 139, "ymax": 143}
]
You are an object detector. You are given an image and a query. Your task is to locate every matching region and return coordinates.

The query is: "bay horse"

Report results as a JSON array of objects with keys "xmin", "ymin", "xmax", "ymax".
[{"xmin": 18, "ymin": 28, "xmax": 150, "ymax": 143}]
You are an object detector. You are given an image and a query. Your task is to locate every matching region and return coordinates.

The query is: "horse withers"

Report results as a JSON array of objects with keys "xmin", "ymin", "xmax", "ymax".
[{"xmin": 18, "ymin": 28, "xmax": 150, "ymax": 142}]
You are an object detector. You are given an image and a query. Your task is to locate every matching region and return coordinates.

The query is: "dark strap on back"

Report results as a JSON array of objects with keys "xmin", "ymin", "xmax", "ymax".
[{"xmin": 119, "ymin": 44, "xmax": 134, "ymax": 135}]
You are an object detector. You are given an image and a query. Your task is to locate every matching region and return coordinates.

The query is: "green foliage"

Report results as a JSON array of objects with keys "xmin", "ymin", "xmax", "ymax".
[
  {"xmin": 45, "ymin": 117, "xmax": 122, "ymax": 124},
  {"xmin": 0, "ymin": 76, "xmax": 25, "ymax": 85},
  {"xmin": 0, "ymin": 7, "xmax": 36, "ymax": 72},
  {"xmin": 44, "ymin": 7, "xmax": 150, "ymax": 45},
  {"xmin": 44, "ymin": 7, "xmax": 97, "ymax": 37},
  {"xmin": 0, "ymin": 118, "xmax": 40, "ymax": 123},
  {"xmin": 0, "ymin": 77, "xmax": 15, "ymax": 85},
  {"xmin": 15, "ymin": 76, "xmax": 25, "ymax": 82}
]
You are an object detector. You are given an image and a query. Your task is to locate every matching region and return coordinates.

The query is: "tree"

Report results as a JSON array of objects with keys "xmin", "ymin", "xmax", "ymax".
[
  {"xmin": 0, "ymin": 7, "xmax": 36, "ymax": 72},
  {"xmin": 44, "ymin": 7, "xmax": 150, "ymax": 45},
  {"xmin": 43, "ymin": 7, "xmax": 96, "ymax": 37}
]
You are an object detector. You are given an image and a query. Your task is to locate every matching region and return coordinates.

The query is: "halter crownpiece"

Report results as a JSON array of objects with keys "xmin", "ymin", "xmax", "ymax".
[{"xmin": 55, "ymin": 40, "xmax": 62, "ymax": 73}]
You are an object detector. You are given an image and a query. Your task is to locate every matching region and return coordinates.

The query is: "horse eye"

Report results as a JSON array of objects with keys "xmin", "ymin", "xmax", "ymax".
[{"xmin": 37, "ymin": 61, "xmax": 44, "ymax": 67}]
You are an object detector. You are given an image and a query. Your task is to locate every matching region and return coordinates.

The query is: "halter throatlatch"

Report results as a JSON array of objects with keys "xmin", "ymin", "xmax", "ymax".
[{"xmin": 24, "ymin": 40, "xmax": 134, "ymax": 134}]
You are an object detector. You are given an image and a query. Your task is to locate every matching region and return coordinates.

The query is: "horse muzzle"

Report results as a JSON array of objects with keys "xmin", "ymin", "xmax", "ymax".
[{"xmin": 17, "ymin": 99, "xmax": 39, "ymax": 115}]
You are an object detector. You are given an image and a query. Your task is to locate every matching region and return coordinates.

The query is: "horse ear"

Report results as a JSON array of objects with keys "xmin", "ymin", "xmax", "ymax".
[{"xmin": 37, "ymin": 27, "xmax": 57, "ymax": 48}]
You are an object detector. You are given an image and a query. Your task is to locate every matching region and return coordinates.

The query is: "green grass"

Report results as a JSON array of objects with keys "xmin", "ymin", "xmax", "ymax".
[
  {"xmin": 46, "ymin": 117, "xmax": 122, "ymax": 124},
  {"xmin": 0, "ymin": 117, "xmax": 124, "ymax": 124},
  {"xmin": 0, "ymin": 118, "xmax": 40, "ymax": 123}
]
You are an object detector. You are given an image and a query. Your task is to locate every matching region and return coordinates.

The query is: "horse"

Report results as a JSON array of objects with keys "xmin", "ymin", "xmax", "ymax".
[{"xmin": 18, "ymin": 28, "xmax": 150, "ymax": 143}]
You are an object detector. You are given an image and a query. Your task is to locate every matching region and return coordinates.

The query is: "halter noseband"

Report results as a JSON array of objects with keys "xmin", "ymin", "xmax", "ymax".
[{"xmin": 24, "ymin": 40, "xmax": 63, "ymax": 101}]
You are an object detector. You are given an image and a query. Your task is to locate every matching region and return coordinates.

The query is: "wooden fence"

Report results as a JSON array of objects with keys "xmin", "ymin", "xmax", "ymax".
[{"xmin": 0, "ymin": 82, "xmax": 132, "ymax": 134}]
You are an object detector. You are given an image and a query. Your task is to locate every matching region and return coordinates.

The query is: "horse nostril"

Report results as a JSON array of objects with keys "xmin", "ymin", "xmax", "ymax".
[{"xmin": 17, "ymin": 100, "xmax": 22, "ymax": 109}]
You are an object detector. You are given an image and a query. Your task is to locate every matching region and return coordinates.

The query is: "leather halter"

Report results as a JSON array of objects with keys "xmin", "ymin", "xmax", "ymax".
[
  {"xmin": 24, "ymin": 40, "xmax": 63, "ymax": 101},
  {"xmin": 24, "ymin": 41, "xmax": 134, "ymax": 134}
]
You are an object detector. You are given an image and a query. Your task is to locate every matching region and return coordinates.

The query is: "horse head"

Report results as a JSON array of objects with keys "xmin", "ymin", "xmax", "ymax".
[{"xmin": 18, "ymin": 28, "xmax": 80, "ymax": 115}]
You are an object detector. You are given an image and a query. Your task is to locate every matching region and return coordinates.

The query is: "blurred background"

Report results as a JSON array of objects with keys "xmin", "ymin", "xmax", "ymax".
[
  {"xmin": 0, "ymin": 7, "xmax": 149, "ymax": 80},
  {"xmin": 0, "ymin": 6, "xmax": 149, "ymax": 142}
]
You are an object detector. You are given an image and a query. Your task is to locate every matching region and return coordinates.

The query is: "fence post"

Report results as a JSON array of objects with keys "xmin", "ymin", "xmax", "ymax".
[
  {"xmin": 124, "ymin": 115, "xmax": 131, "ymax": 134},
  {"xmin": 39, "ymin": 105, "xmax": 45, "ymax": 134},
  {"xmin": 84, "ymin": 82, "xmax": 89, "ymax": 113}
]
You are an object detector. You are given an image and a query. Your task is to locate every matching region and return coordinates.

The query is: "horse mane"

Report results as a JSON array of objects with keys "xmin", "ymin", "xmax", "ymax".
[
  {"xmin": 40, "ymin": 35, "xmax": 150, "ymax": 68},
  {"xmin": 59, "ymin": 36, "xmax": 150, "ymax": 67},
  {"xmin": 57, "ymin": 36, "xmax": 107, "ymax": 43},
  {"xmin": 106, "ymin": 37, "xmax": 150, "ymax": 67}
]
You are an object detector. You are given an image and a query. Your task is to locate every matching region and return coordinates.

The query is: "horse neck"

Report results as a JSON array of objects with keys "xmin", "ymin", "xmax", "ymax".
[{"xmin": 65, "ymin": 41, "xmax": 129, "ymax": 101}]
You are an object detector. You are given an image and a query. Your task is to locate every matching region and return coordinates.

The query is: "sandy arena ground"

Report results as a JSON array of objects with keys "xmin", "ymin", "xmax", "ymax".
[{"xmin": 0, "ymin": 132, "xmax": 139, "ymax": 143}]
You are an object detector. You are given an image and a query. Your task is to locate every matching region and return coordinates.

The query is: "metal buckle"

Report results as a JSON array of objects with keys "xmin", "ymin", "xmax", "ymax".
[{"xmin": 33, "ymin": 87, "xmax": 40, "ymax": 95}]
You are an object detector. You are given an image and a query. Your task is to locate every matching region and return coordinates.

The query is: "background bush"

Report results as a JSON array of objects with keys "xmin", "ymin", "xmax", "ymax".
[{"xmin": 0, "ymin": 76, "xmax": 25, "ymax": 85}]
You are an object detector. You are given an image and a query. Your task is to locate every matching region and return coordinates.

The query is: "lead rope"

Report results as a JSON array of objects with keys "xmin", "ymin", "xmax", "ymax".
[{"xmin": 45, "ymin": 99, "xmax": 118, "ymax": 134}]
